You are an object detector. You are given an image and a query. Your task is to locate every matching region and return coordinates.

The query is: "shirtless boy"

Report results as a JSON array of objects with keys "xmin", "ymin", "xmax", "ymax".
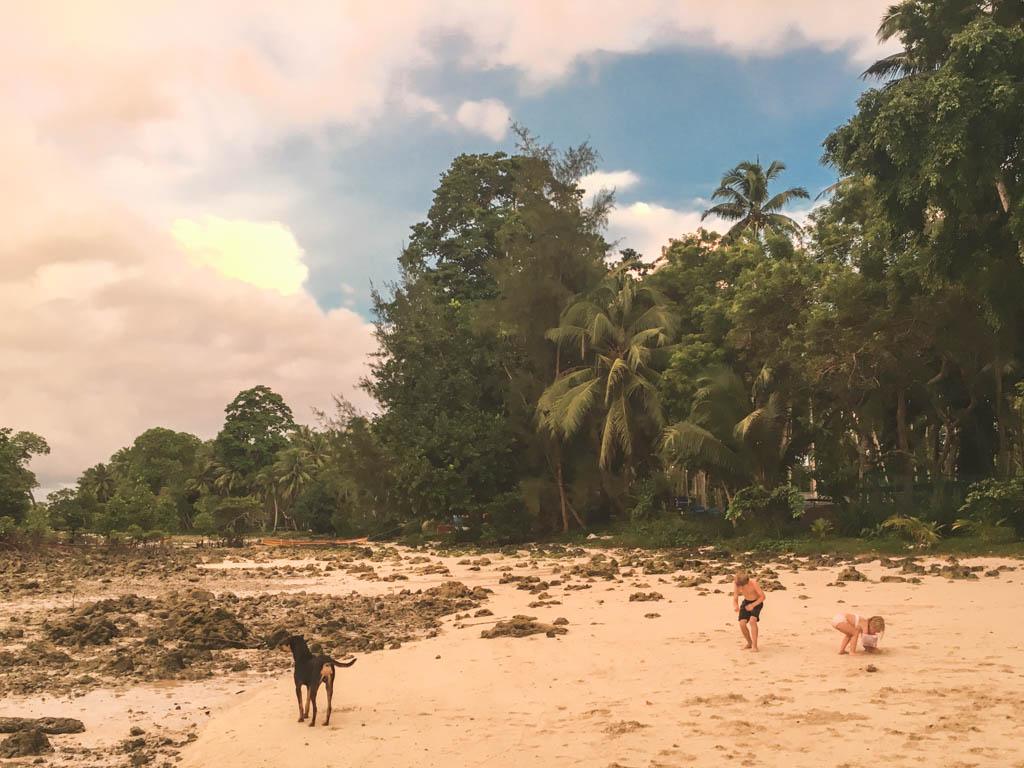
[{"xmin": 732, "ymin": 571, "xmax": 766, "ymax": 651}]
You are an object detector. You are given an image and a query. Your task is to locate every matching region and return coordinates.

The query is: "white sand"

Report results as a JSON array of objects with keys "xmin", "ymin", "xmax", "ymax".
[{"xmin": 175, "ymin": 551, "xmax": 1024, "ymax": 768}]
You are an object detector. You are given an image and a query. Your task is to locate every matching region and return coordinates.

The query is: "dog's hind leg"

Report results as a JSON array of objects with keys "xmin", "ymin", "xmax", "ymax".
[
  {"xmin": 308, "ymin": 679, "xmax": 320, "ymax": 727},
  {"xmin": 322, "ymin": 665, "xmax": 335, "ymax": 726},
  {"xmin": 296, "ymin": 684, "xmax": 305, "ymax": 721}
]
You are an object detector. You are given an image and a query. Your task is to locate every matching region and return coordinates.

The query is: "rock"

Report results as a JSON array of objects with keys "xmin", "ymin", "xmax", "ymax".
[
  {"xmin": 880, "ymin": 576, "xmax": 906, "ymax": 583},
  {"xmin": 0, "ymin": 717, "xmax": 84, "ymax": 735},
  {"xmin": 865, "ymin": 664, "xmax": 878, "ymax": 673},
  {"xmin": 837, "ymin": 567, "xmax": 867, "ymax": 582},
  {"xmin": 129, "ymin": 727, "xmax": 145, "ymax": 737},
  {"xmin": 0, "ymin": 729, "xmax": 52, "ymax": 758},
  {"xmin": 473, "ymin": 608, "xmax": 493, "ymax": 617},
  {"xmin": 628, "ymin": 592, "xmax": 664, "ymax": 602},
  {"xmin": 984, "ymin": 570, "xmax": 1000, "ymax": 578},
  {"xmin": 480, "ymin": 616, "xmax": 568, "ymax": 639},
  {"xmin": 644, "ymin": 613, "xmax": 660, "ymax": 619},
  {"xmin": 552, "ymin": 617, "xmax": 569, "ymax": 626},
  {"xmin": 570, "ymin": 554, "xmax": 619, "ymax": 580}
]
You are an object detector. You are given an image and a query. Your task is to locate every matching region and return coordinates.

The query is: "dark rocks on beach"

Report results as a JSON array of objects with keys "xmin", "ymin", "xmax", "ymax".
[
  {"xmin": 0, "ymin": 728, "xmax": 52, "ymax": 758},
  {"xmin": 880, "ymin": 576, "xmax": 906, "ymax": 583},
  {"xmin": 0, "ymin": 717, "xmax": 84, "ymax": 735},
  {"xmin": 570, "ymin": 554, "xmax": 619, "ymax": 580},
  {"xmin": 837, "ymin": 567, "xmax": 867, "ymax": 582},
  {"xmin": 629, "ymin": 592, "xmax": 664, "ymax": 602},
  {"xmin": 480, "ymin": 616, "xmax": 568, "ymax": 639}
]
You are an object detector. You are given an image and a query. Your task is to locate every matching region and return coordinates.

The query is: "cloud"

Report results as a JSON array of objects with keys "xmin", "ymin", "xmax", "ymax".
[
  {"xmin": 0, "ymin": 124, "xmax": 375, "ymax": 490},
  {"xmin": 454, "ymin": 99, "xmax": 511, "ymax": 141},
  {"xmin": 580, "ymin": 170, "xmax": 641, "ymax": 199},
  {"xmin": 172, "ymin": 217, "xmax": 309, "ymax": 296},
  {"xmin": 607, "ymin": 201, "xmax": 711, "ymax": 260}
]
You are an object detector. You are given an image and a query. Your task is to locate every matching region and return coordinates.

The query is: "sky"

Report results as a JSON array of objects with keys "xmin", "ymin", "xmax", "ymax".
[{"xmin": 1, "ymin": 1, "xmax": 897, "ymax": 490}]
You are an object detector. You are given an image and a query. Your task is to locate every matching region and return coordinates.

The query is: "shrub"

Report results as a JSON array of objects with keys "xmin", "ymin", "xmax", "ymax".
[
  {"xmin": 810, "ymin": 518, "xmax": 834, "ymax": 540},
  {"xmin": 726, "ymin": 484, "xmax": 804, "ymax": 536},
  {"xmin": 881, "ymin": 515, "xmax": 942, "ymax": 548},
  {"xmin": 614, "ymin": 515, "xmax": 729, "ymax": 548},
  {"xmin": 480, "ymin": 493, "xmax": 533, "ymax": 545},
  {"xmin": 957, "ymin": 477, "xmax": 1024, "ymax": 537}
]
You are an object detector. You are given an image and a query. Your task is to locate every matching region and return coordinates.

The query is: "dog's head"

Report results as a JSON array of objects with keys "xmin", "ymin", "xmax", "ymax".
[{"xmin": 281, "ymin": 634, "xmax": 312, "ymax": 659}]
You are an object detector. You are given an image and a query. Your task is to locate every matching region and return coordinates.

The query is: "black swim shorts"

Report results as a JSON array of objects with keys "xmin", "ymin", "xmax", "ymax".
[{"xmin": 739, "ymin": 599, "xmax": 763, "ymax": 621}]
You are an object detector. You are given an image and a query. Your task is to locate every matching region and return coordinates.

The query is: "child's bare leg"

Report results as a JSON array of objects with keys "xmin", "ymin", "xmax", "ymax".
[
  {"xmin": 748, "ymin": 617, "xmax": 759, "ymax": 651},
  {"xmin": 834, "ymin": 622, "xmax": 855, "ymax": 654},
  {"xmin": 739, "ymin": 619, "xmax": 752, "ymax": 649}
]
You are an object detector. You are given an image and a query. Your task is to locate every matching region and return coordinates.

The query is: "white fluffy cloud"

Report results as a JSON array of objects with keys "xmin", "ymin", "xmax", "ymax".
[
  {"xmin": 608, "ymin": 201, "xmax": 711, "ymax": 260},
  {"xmin": 580, "ymin": 170, "xmax": 641, "ymax": 198},
  {"xmin": 0, "ymin": 121, "xmax": 375, "ymax": 489},
  {"xmin": 454, "ymin": 99, "xmax": 512, "ymax": 141},
  {"xmin": 172, "ymin": 217, "xmax": 309, "ymax": 296}
]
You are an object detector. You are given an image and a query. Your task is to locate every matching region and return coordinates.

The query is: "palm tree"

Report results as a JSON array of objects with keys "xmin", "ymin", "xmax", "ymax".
[
  {"xmin": 185, "ymin": 456, "xmax": 221, "ymax": 497},
  {"xmin": 253, "ymin": 466, "xmax": 283, "ymax": 532},
  {"xmin": 272, "ymin": 448, "xmax": 315, "ymax": 529},
  {"xmin": 79, "ymin": 463, "xmax": 116, "ymax": 502},
  {"xmin": 660, "ymin": 366, "xmax": 794, "ymax": 491},
  {"xmin": 701, "ymin": 160, "xmax": 809, "ymax": 241},
  {"xmin": 290, "ymin": 426, "xmax": 331, "ymax": 470},
  {"xmin": 213, "ymin": 464, "xmax": 247, "ymax": 496},
  {"xmin": 538, "ymin": 267, "xmax": 674, "ymax": 528}
]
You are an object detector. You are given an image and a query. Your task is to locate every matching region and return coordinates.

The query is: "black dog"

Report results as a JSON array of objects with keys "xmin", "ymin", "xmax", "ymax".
[{"xmin": 281, "ymin": 635, "xmax": 356, "ymax": 727}]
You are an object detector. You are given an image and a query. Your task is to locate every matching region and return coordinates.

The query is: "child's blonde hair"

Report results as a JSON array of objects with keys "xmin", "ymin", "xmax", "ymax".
[
  {"xmin": 735, "ymin": 571, "xmax": 749, "ymax": 586},
  {"xmin": 868, "ymin": 616, "xmax": 885, "ymax": 634}
]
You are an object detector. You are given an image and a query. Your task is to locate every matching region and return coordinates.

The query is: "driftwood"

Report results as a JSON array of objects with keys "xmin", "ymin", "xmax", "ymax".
[{"xmin": 0, "ymin": 717, "xmax": 85, "ymax": 734}]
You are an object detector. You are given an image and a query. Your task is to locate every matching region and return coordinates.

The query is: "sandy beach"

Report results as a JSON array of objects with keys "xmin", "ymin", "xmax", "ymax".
[
  {"xmin": 174, "ymin": 549, "xmax": 1024, "ymax": 768},
  {"xmin": 4, "ymin": 544, "xmax": 1024, "ymax": 767}
]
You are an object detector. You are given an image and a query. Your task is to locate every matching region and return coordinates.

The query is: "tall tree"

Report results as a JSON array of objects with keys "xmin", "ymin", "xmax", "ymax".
[
  {"xmin": 539, "ymin": 267, "xmax": 674, "ymax": 489},
  {"xmin": 701, "ymin": 160, "xmax": 809, "ymax": 241},
  {"xmin": 213, "ymin": 386, "xmax": 295, "ymax": 488},
  {"xmin": 0, "ymin": 428, "xmax": 49, "ymax": 521}
]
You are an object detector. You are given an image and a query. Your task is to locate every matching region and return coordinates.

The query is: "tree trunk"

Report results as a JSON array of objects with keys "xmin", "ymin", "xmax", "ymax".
[
  {"xmin": 272, "ymin": 496, "xmax": 279, "ymax": 532},
  {"xmin": 556, "ymin": 459, "xmax": 570, "ymax": 534},
  {"xmin": 994, "ymin": 358, "xmax": 1010, "ymax": 477},
  {"xmin": 896, "ymin": 388, "xmax": 914, "ymax": 510}
]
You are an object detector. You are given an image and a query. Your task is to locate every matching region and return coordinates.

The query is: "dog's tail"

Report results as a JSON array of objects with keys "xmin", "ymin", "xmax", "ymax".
[{"xmin": 328, "ymin": 656, "xmax": 357, "ymax": 668}]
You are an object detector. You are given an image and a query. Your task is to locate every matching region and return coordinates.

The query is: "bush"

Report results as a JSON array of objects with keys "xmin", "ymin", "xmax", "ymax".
[
  {"xmin": 20, "ymin": 505, "xmax": 52, "ymax": 546},
  {"xmin": 810, "ymin": 518, "xmax": 834, "ymax": 540},
  {"xmin": 726, "ymin": 484, "xmax": 804, "ymax": 536},
  {"xmin": 614, "ymin": 515, "xmax": 729, "ymax": 548},
  {"xmin": 627, "ymin": 474, "xmax": 673, "ymax": 521},
  {"xmin": 881, "ymin": 515, "xmax": 942, "ymax": 548},
  {"xmin": 192, "ymin": 511, "xmax": 216, "ymax": 537},
  {"xmin": 480, "ymin": 493, "xmax": 533, "ymax": 545},
  {"xmin": 957, "ymin": 477, "xmax": 1024, "ymax": 537}
]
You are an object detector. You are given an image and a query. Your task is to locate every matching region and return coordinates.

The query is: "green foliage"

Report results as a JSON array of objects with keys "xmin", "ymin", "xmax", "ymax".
[
  {"xmin": 192, "ymin": 511, "xmax": 216, "ymax": 537},
  {"xmin": 20, "ymin": 504, "xmax": 52, "ymax": 546},
  {"xmin": 213, "ymin": 386, "xmax": 296, "ymax": 488},
  {"xmin": 726, "ymin": 484, "xmax": 804, "ymax": 531},
  {"xmin": 882, "ymin": 515, "xmax": 943, "ymax": 548},
  {"xmin": 957, "ymin": 476, "xmax": 1024, "ymax": 535},
  {"xmin": 810, "ymin": 517, "xmax": 834, "ymax": 541},
  {"xmin": 46, "ymin": 488, "xmax": 94, "ymax": 538},
  {"xmin": 701, "ymin": 160, "xmax": 809, "ymax": 241},
  {"xmin": 0, "ymin": 428, "xmax": 49, "ymax": 522},
  {"xmin": 539, "ymin": 265, "xmax": 674, "ymax": 473}
]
